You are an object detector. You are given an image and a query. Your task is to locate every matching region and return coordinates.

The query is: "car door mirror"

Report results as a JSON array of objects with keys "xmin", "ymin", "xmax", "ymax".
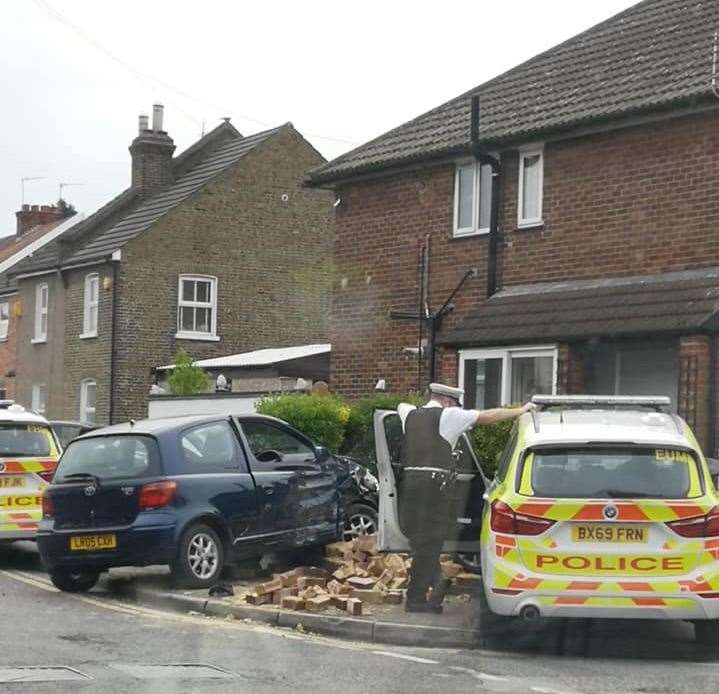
[
  {"xmin": 256, "ymin": 449, "xmax": 283, "ymax": 463},
  {"xmin": 315, "ymin": 445, "xmax": 330, "ymax": 463},
  {"xmin": 707, "ymin": 458, "xmax": 719, "ymax": 487}
]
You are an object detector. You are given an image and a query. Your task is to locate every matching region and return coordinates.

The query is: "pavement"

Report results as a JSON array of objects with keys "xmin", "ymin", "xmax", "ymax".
[{"xmin": 2, "ymin": 542, "xmax": 719, "ymax": 694}]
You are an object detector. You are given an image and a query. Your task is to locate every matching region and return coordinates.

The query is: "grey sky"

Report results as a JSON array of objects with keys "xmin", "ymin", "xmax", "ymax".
[{"xmin": 1, "ymin": 0, "xmax": 635, "ymax": 234}]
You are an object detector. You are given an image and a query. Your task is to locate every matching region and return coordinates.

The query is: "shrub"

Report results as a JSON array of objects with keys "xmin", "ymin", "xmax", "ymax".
[
  {"xmin": 341, "ymin": 392, "xmax": 425, "ymax": 461},
  {"xmin": 255, "ymin": 393, "xmax": 350, "ymax": 452},
  {"xmin": 469, "ymin": 417, "xmax": 516, "ymax": 476},
  {"xmin": 166, "ymin": 349, "xmax": 210, "ymax": 395}
]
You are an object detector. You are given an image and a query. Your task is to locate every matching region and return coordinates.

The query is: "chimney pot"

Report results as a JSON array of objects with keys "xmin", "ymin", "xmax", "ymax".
[
  {"xmin": 15, "ymin": 202, "xmax": 64, "ymax": 236},
  {"xmin": 138, "ymin": 114, "xmax": 149, "ymax": 133},
  {"xmin": 152, "ymin": 104, "xmax": 164, "ymax": 132}
]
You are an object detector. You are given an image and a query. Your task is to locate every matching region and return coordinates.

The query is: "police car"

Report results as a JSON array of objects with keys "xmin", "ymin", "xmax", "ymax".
[
  {"xmin": 375, "ymin": 396, "xmax": 719, "ymax": 647},
  {"xmin": 0, "ymin": 403, "xmax": 61, "ymax": 542}
]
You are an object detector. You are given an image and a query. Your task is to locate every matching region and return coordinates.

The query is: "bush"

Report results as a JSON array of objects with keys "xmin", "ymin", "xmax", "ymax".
[
  {"xmin": 341, "ymin": 392, "xmax": 424, "ymax": 461},
  {"xmin": 469, "ymin": 418, "xmax": 515, "ymax": 476},
  {"xmin": 167, "ymin": 349, "xmax": 210, "ymax": 395},
  {"xmin": 255, "ymin": 393, "xmax": 350, "ymax": 452}
]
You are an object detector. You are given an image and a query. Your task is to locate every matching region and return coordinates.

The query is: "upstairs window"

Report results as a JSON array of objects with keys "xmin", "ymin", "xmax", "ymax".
[
  {"xmin": 31, "ymin": 383, "xmax": 47, "ymax": 415},
  {"xmin": 176, "ymin": 275, "xmax": 218, "ymax": 341},
  {"xmin": 517, "ymin": 146, "xmax": 544, "ymax": 228},
  {"xmin": 80, "ymin": 379, "xmax": 97, "ymax": 423},
  {"xmin": 0, "ymin": 302, "xmax": 9, "ymax": 341},
  {"xmin": 82, "ymin": 273, "xmax": 99, "ymax": 338},
  {"xmin": 33, "ymin": 283, "xmax": 48, "ymax": 343},
  {"xmin": 453, "ymin": 161, "xmax": 493, "ymax": 237}
]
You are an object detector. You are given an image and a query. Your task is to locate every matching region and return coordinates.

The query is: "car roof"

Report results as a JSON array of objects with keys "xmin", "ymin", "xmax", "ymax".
[
  {"xmin": 519, "ymin": 408, "xmax": 694, "ymax": 450},
  {"xmin": 0, "ymin": 408, "xmax": 51, "ymax": 426},
  {"xmin": 76, "ymin": 412, "xmax": 289, "ymax": 438}
]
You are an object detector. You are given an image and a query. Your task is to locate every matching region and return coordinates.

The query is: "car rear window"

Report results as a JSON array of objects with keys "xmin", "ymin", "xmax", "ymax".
[
  {"xmin": 55, "ymin": 435, "xmax": 161, "ymax": 482},
  {"xmin": 0, "ymin": 423, "xmax": 57, "ymax": 457},
  {"xmin": 518, "ymin": 447, "xmax": 702, "ymax": 499}
]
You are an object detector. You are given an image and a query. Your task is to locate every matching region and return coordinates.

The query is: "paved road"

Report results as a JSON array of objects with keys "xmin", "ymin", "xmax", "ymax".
[{"xmin": 1, "ymin": 542, "xmax": 718, "ymax": 694}]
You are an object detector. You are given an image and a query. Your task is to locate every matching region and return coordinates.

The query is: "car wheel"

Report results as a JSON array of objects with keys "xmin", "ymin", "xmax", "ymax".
[
  {"xmin": 695, "ymin": 620, "xmax": 719, "ymax": 647},
  {"xmin": 477, "ymin": 583, "xmax": 514, "ymax": 649},
  {"xmin": 49, "ymin": 567, "xmax": 99, "ymax": 593},
  {"xmin": 171, "ymin": 523, "xmax": 225, "ymax": 589},
  {"xmin": 343, "ymin": 503, "xmax": 378, "ymax": 541},
  {"xmin": 455, "ymin": 551, "xmax": 482, "ymax": 575}
]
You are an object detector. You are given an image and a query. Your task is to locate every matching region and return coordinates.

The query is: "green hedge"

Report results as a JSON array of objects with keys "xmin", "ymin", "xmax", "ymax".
[
  {"xmin": 469, "ymin": 418, "xmax": 515, "ymax": 476},
  {"xmin": 255, "ymin": 393, "xmax": 350, "ymax": 453}
]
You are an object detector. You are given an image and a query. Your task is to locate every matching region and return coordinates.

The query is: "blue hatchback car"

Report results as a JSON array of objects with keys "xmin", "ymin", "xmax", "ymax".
[{"xmin": 37, "ymin": 414, "xmax": 347, "ymax": 592}]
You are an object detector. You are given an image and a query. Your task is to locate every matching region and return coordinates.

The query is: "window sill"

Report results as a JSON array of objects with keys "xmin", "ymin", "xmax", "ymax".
[
  {"xmin": 175, "ymin": 332, "xmax": 220, "ymax": 342},
  {"xmin": 79, "ymin": 332, "xmax": 98, "ymax": 340},
  {"xmin": 31, "ymin": 337, "xmax": 47, "ymax": 345},
  {"xmin": 452, "ymin": 228, "xmax": 490, "ymax": 239},
  {"xmin": 0, "ymin": 337, "xmax": 8, "ymax": 343},
  {"xmin": 517, "ymin": 219, "xmax": 544, "ymax": 230}
]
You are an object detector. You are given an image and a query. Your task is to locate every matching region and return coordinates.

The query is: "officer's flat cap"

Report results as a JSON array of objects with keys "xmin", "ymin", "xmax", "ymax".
[{"xmin": 429, "ymin": 383, "xmax": 464, "ymax": 400}]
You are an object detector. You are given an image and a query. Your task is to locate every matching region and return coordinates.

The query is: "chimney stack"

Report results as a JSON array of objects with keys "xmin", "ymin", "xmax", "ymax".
[
  {"xmin": 15, "ymin": 204, "xmax": 64, "ymax": 237},
  {"xmin": 129, "ymin": 104, "xmax": 175, "ymax": 195}
]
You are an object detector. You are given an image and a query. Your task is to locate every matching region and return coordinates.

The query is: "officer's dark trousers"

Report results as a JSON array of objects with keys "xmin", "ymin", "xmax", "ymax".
[{"xmin": 406, "ymin": 534, "xmax": 444, "ymax": 604}]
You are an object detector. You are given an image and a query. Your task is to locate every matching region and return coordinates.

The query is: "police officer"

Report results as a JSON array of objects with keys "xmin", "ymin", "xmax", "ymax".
[{"xmin": 397, "ymin": 383, "xmax": 533, "ymax": 613}]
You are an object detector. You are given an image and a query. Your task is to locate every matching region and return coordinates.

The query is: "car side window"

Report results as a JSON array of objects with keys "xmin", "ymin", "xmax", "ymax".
[
  {"xmin": 495, "ymin": 429, "xmax": 519, "ymax": 482},
  {"xmin": 179, "ymin": 421, "xmax": 243, "ymax": 472},
  {"xmin": 240, "ymin": 421, "xmax": 315, "ymax": 466}
]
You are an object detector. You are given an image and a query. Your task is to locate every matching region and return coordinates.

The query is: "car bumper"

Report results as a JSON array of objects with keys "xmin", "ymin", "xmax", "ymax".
[{"xmin": 37, "ymin": 521, "xmax": 177, "ymax": 571}]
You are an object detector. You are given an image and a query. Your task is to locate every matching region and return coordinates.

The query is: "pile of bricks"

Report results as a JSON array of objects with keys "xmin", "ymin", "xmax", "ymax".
[{"xmin": 243, "ymin": 534, "xmax": 482, "ymax": 616}]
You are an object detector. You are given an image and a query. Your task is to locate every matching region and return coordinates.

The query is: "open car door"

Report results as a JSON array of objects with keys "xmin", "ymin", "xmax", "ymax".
[{"xmin": 374, "ymin": 409, "xmax": 488, "ymax": 555}]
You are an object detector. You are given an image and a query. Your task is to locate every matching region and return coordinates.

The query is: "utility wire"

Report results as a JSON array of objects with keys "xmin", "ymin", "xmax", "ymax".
[{"xmin": 33, "ymin": 0, "xmax": 359, "ymax": 146}]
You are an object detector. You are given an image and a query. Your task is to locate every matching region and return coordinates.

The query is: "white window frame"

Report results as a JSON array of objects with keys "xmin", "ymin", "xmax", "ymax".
[
  {"xmin": 452, "ymin": 159, "xmax": 494, "ymax": 238},
  {"xmin": 458, "ymin": 345, "xmax": 558, "ymax": 406},
  {"xmin": 0, "ymin": 301, "xmax": 9, "ymax": 341},
  {"xmin": 517, "ymin": 144, "xmax": 545, "ymax": 229},
  {"xmin": 175, "ymin": 274, "xmax": 219, "ymax": 342},
  {"xmin": 80, "ymin": 379, "xmax": 97, "ymax": 423},
  {"xmin": 32, "ymin": 283, "xmax": 49, "ymax": 344},
  {"xmin": 31, "ymin": 383, "xmax": 47, "ymax": 415},
  {"xmin": 81, "ymin": 272, "xmax": 99, "ymax": 339}
]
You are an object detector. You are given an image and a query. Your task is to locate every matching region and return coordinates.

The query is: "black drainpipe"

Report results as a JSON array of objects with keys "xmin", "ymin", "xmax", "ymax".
[
  {"xmin": 108, "ymin": 259, "xmax": 119, "ymax": 424},
  {"xmin": 469, "ymin": 94, "xmax": 501, "ymax": 297},
  {"xmin": 709, "ymin": 332, "xmax": 717, "ymax": 457}
]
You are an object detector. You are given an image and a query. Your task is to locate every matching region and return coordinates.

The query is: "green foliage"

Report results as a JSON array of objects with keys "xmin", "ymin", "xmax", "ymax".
[
  {"xmin": 255, "ymin": 393, "xmax": 350, "ymax": 453},
  {"xmin": 469, "ymin": 417, "xmax": 515, "ymax": 476},
  {"xmin": 341, "ymin": 392, "xmax": 424, "ymax": 461},
  {"xmin": 56, "ymin": 198, "xmax": 77, "ymax": 218},
  {"xmin": 166, "ymin": 349, "xmax": 210, "ymax": 395}
]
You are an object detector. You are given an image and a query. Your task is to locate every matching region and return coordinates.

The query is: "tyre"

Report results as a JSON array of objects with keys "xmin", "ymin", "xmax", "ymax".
[
  {"xmin": 455, "ymin": 551, "xmax": 482, "ymax": 575},
  {"xmin": 342, "ymin": 503, "xmax": 378, "ymax": 542},
  {"xmin": 476, "ymin": 583, "xmax": 514, "ymax": 649},
  {"xmin": 695, "ymin": 620, "xmax": 719, "ymax": 647},
  {"xmin": 171, "ymin": 523, "xmax": 225, "ymax": 589},
  {"xmin": 49, "ymin": 567, "xmax": 99, "ymax": 593}
]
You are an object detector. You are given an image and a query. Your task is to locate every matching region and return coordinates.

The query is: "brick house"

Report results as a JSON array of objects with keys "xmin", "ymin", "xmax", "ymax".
[
  {"xmin": 10, "ymin": 106, "xmax": 332, "ymax": 424},
  {"xmin": 0, "ymin": 205, "xmax": 81, "ymax": 400},
  {"xmin": 307, "ymin": 0, "xmax": 719, "ymax": 454}
]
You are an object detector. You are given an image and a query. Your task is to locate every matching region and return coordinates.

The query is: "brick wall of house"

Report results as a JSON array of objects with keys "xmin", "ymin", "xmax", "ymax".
[
  {"xmin": 15, "ymin": 275, "xmax": 65, "ymax": 416},
  {"xmin": 61, "ymin": 265, "xmax": 114, "ymax": 423},
  {"xmin": 111, "ymin": 125, "xmax": 333, "ymax": 421},
  {"xmin": 330, "ymin": 110, "xmax": 719, "ymax": 399},
  {"xmin": 0, "ymin": 293, "xmax": 18, "ymax": 400}
]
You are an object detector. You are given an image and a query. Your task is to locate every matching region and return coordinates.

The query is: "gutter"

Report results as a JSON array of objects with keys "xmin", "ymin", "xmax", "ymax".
[{"xmin": 469, "ymin": 94, "xmax": 501, "ymax": 297}]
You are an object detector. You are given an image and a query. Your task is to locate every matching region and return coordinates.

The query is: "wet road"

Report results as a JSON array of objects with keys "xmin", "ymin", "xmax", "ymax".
[{"xmin": 0, "ymin": 541, "xmax": 718, "ymax": 693}]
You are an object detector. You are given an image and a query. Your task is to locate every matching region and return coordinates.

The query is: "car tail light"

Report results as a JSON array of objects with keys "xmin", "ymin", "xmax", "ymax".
[
  {"xmin": 38, "ymin": 470, "xmax": 55, "ymax": 483},
  {"xmin": 139, "ymin": 481, "xmax": 177, "ymax": 510},
  {"xmin": 666, "ymin": 507, "xmax": 719, "ymax": 538},
  {"xmin": 41, "ymin": 492, "xmax": 54, "ymax": 519},
  {"xmin": 491, "ymin": 500, "xmax": 555, "ymax": 536}
]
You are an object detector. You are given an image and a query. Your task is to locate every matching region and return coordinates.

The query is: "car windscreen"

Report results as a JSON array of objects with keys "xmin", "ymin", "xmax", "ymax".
[
  {"xmin": 519, "ymin": 447, "xmax": 703, "ymax": 499},
  {"xmin": 53, "ymin": 425, "xmax": 82, "ymax": 449},
  {"xmin": 0, "ymin": 423, "xmax": 57, "ymax": 457},
  {"xmin": 54, "ymin": 435, "xmax": 161, "ymax": 482}
]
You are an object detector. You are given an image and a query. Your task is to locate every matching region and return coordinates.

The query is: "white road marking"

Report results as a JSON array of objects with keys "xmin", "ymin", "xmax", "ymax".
[
  {"xmin": 531, "ymin": 687, "xmax": 581, "ymax": 694},
  {"xmin": 372, "ymin": 651, "xmax": 438, "ymax": 664},
  {"xmin": 450, "ymin": 666, "xmax": 508, "ymax": 682}
]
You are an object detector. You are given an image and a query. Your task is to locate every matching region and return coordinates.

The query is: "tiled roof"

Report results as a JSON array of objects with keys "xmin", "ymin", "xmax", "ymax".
[
  {"xmin": 439, "ymin": 267, "xmax": 719, "ymax": 346},
  {"xmin": 309, "ymin": 0, "xmax": 719, "ymax": 184},
  {"xmin": 0, "ymin": 219, "xmax": 64, "ymax": 263},
  {"xmin": 63, "ymin": 126, "xmax": 282, "ymax": 266}
]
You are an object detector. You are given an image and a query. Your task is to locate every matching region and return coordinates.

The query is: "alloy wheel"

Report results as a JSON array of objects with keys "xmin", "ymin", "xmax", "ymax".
[
  {"xmin": 343, "ymin": 512, "xmax": 377, "ymax": 541},
  {"xmin": 187, "ymin": 532, "xmax": 219, "ymax": 580}
]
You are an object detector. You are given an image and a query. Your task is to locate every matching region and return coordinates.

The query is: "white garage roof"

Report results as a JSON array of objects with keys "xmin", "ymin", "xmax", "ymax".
[{"xmin": 158, "ymin": 343, "xmax": 330, "ymax": 371}]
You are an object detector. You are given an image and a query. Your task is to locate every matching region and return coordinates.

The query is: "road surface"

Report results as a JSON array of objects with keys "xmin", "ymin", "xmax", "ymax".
[{"xmin": 0, "ymin": 542, "xmax": 717, "ymax": 693}]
